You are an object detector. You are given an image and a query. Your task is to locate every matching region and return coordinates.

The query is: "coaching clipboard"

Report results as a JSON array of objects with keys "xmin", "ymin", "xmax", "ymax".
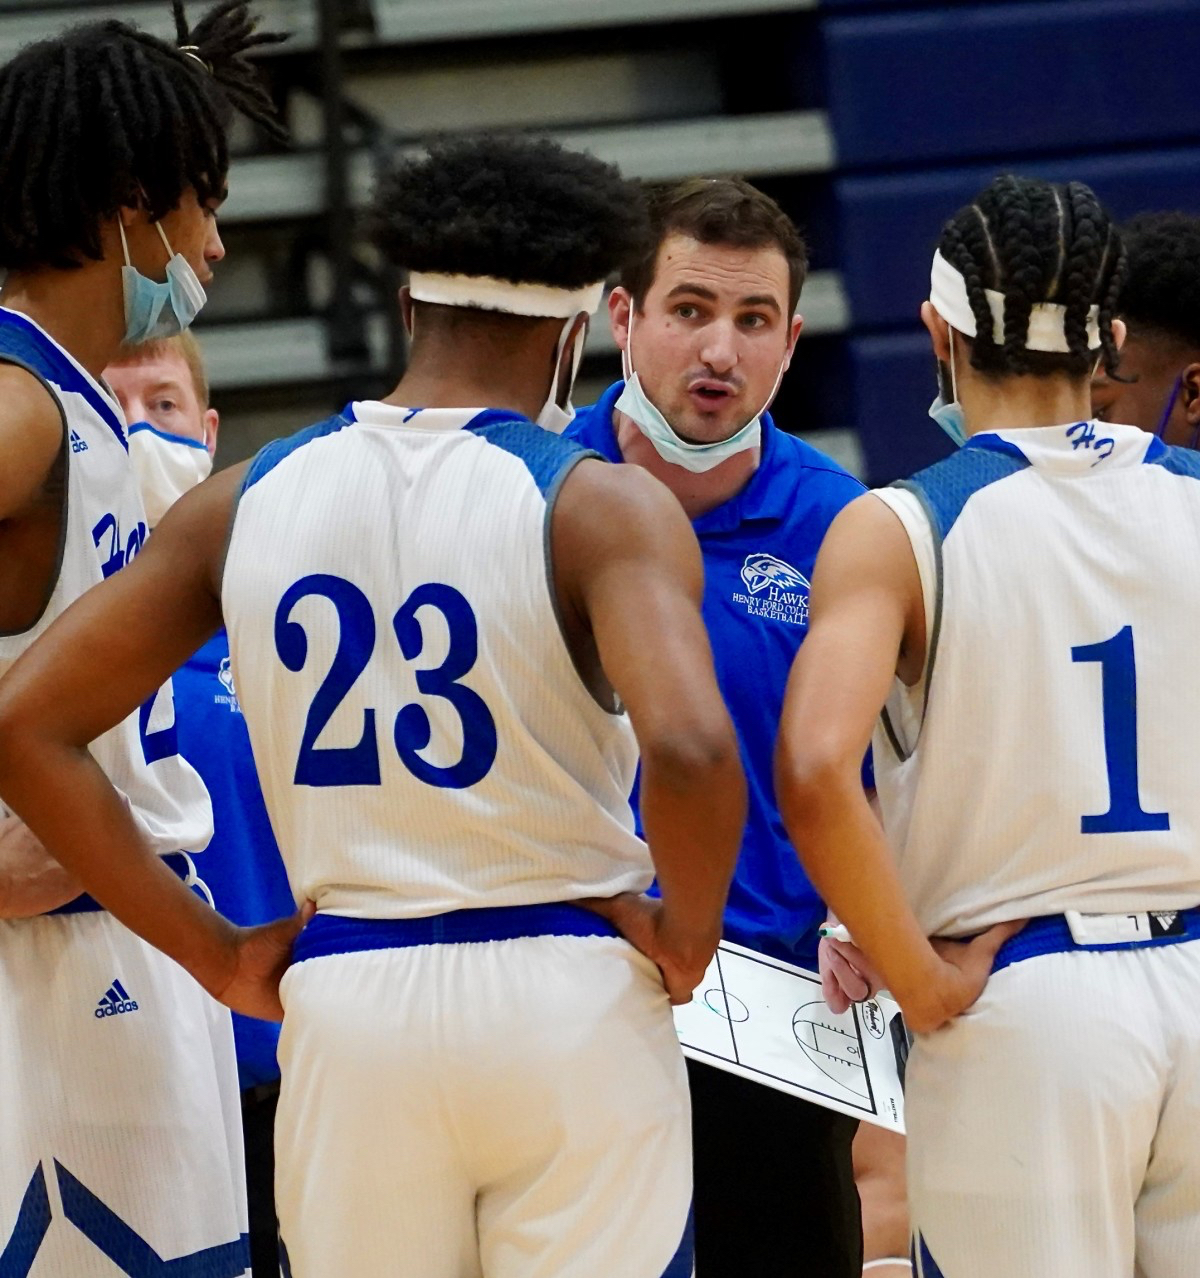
[{"xmin": 672, "ymin": 941, "xmax": 907, "ymax": 1133}]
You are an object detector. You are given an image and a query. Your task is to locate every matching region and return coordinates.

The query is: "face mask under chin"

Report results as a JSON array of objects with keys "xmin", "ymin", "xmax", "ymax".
[
  {"xmin": 615, "ymin": 313, "xmax": 780, "ymax": 473},
  {"xmin": 119, "ymin": 219, "xmax": 208, "ymax": 345}
]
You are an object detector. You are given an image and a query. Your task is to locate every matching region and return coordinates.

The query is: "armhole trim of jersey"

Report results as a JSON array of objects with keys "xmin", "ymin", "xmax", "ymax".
[
  {"xmin": 542, "ymin": 449, "xmax": 623, "ymax": 716},
  {"xmin": 879, "ymin": 703, "xmax": 907, "ymax": 763},
  {"xmin": 0, "ymin": 355, "xmax": 70, "ymax": 639},
  {"xmin": 886, "ymin": 479, "xmax": 944, "ymax": 759}
]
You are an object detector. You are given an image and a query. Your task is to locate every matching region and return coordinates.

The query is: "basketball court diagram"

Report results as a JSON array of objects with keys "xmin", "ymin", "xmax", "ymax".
[{"xmin": 673, "ymin": 942, "xmax": 907, "ymax": 1132}]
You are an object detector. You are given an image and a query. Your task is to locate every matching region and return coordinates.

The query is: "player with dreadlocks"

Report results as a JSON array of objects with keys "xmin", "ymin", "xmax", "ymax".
[
  {"xmin": 1093, "ymin": 211, "xmax": 1200, "ymax": 449},
  {"xmin": 776, "ymin": 172, "xmax": 1200, "ymax": 1276},
  {"xmin": 0, "ymin": 4, "xmax": 286, "ymax": 1274}
]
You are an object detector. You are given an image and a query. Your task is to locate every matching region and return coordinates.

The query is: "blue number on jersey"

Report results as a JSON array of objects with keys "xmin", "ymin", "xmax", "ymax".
[
  {"xmin": 393, "ymin": 583, "xmax": 498, "ymax": 789},
  {"xmin": 275, "ymin": 575, "xmax": 381, "ymax": 787},
  {"xmin": 1072, "ymin": 625, "xmax": 1170, "ymax": 834},
  {"xmin": 273, "ymin": 574, "xmax": 498, "ymax": 790}
]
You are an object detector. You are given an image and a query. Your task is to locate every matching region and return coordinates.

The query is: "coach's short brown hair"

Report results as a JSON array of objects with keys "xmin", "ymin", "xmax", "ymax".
[{"xmin": 620, "ymin": 177, "xmax": 808, "ymax": 315}]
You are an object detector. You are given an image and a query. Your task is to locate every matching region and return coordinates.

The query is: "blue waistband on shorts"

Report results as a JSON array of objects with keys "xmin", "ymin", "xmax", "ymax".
[
  {"xmin": 45, "ymin": 852, "xmax": 193, "ymax": 916},
  {"xmin": 292, "ymin": 902, "xmax": 621, "ymax": 964},
  {"xmin": 992, "ymin": 906, "xmax": 1200, "ymax": 974}
]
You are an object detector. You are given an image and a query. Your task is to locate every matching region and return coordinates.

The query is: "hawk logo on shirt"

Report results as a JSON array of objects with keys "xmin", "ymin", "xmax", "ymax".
[
  {"xmin": 215, "ymin": 656, "xmax": 242, "ymax": 716},
  {"xmin": 732, "ymin": 553, "xmax": 810, "ymax": 626},
  {"xmin": 740, "ymin": 553, "xmax": 809, "ymax": 596}
]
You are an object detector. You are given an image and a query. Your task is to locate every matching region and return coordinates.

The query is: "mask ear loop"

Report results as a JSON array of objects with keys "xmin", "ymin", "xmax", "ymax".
[
  {"xmin": 947, "ymin": 325, "xmax": 958, "ymax": 405},
  {"xmin": 621, "ymin": 308, "xmax": 636, "ymax": 383},
  {"xmin": 154, "ymin": 221, "xmax": 175, "ymax": 258},
  {"xmin": 755, "ymin": 347, "xmax": 789, "ymax": 423},
  {"xmin": 547, "ymin": 314, "xmax": 574, "ymax": 411},
  {"xmin": 118, "ymin": 217, "xmax": 175, "ymax": 269},
  {"xmin": 1155, "ymin": 373, "xmax": 1184, "ymax": 440}
]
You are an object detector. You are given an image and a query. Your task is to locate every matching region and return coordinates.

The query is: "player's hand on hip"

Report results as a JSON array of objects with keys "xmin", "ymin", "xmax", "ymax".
[
  {"xmin": 906, "ymin": 920, "xmax": 1026, "ymax": 1033},
  {"xmin": 215, "ymin": 900, "xmax": 316, "ymax": 1022},
  {"xmin": 818, "ymin": 934, "xmax": 882, "ymax": 1014},
  {"xmin": 0, "ymin": 813, "xmax": 82, "ymax": 917},
  {"xmin": 578, "ymin": 892, "xmax": 717, "ymax": 1005}
]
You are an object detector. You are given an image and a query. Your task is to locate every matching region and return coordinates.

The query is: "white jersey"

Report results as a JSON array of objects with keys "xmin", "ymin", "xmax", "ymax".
[
  {"xmin": 223, "ymin": 400, "xmax": 650, "ymax": 917},
  {"xmin": 873, "ymin": 421, "xmax": 1200, "ymax": 937},
  {"xmin": 0, "ymin": 308, "xmax": 211, "ymax": 858}
]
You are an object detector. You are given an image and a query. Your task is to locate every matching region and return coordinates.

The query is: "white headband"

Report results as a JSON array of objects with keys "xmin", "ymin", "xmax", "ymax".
[
  {"xmin": 407, "ymin": 272, "xmax": 605, "ymax": 319},
  {"xmin": 930, "ymin": 250, "xmax": 1100, "ymax": 354}
]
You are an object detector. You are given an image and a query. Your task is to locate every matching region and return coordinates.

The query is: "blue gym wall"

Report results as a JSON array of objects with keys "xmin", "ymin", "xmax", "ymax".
[{"xmin": 807, "ymin": 0, "xmax": 1200, "ymax": 483}]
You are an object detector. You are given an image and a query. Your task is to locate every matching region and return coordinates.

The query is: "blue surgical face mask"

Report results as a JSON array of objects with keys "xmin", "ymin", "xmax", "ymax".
[
  {"xmin": 928, "ymin": 328, "xmax": 968, "ymax": 447},
  {"xmin": 615, "ymin": 313, "xmax": 778, "ymax": 473},
  {"xmin": 119, "ymin": 219, "xmax": 207, "ymax": 344}
]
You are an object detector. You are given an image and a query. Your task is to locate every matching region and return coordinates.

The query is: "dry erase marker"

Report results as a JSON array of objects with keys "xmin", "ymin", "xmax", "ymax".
[{"xmin": 819, "ymin": 924, "xmax": 854, "ymax": 944}]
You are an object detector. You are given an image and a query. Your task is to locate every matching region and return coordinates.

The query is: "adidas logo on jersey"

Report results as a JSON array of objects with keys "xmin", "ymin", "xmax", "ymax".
[
  {"xmin": 94, "ymin": 978, "xmax": 138, "ymax": 1018},
  {"xmin": 1149, "ymin": 911, "xmax": 1185, "ymax": 938},
  {"xmin": 70, "ymin": 429, "xmax": 89, "ymax": 454}
]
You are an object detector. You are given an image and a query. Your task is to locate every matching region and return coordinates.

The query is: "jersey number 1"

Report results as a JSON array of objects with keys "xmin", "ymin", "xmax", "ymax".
[
  {"xmin": 274, "ymin": 573, "xmax": 498, "ymax": 790},
  {"xmin": 1071, "ymin": 625, "xmax": 1170, "ymax": 834}
]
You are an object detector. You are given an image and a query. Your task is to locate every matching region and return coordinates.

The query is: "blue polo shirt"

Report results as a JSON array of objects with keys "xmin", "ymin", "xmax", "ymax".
[
  {"xmin": 568, "ymin": 383, "xmax": 867, "ymax": 967},
  {"xmin": 173, "ymin": 629, "xmax": 295, "ymax": 1090}
]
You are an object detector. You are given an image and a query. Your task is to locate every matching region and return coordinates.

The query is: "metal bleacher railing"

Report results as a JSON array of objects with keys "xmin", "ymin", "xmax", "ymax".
[{"xmin": 210, "ymin": 0, "xmax": 842, "ymax": 395}]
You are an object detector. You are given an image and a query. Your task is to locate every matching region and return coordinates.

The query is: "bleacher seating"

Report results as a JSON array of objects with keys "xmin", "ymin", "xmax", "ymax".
[{"xmin": 2, "ymin": 1, "xmax": 1197, "ymax": 478}]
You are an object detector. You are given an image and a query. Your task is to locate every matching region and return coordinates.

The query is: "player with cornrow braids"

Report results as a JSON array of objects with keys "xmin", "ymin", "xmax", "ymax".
[
  {"xmin": 934, "ymin": 175, "xmax": 1126, "ymax": 396},
  {"xmin": 1060, "ymin": 181, "xmax": 1112, "ymax": 372},
  {"xmin": 991, "ymin": 173, "xmax": 1048, "ymax": 376},
  {"xmin": 778, "ymin": 171, "xmax": 1200, "ymax": 1276},
  {"xmin": 0, "ymin": 5, "xmax": 287, "ymax": 1275},
  {"xmin": 939, "ymin": 208, "xmax": 997, "ymax": 373}
]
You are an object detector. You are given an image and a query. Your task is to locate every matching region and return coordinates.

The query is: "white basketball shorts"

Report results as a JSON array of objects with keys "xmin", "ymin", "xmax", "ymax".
[
  {"xmin": 275, "ymin": 904, "xmax": 694, "ymax": 1278},
  {"xmin": 0, "ymin": 904, "xmax": 249, "ymax": 1277},
  {"xmin": 906, "ymin": 910, "xmax": 1200, "ymax": 1278}
]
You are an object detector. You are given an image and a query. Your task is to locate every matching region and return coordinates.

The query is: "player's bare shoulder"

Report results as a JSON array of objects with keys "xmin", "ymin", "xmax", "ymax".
[
  {"xmin": 548, "ymin": 455, "xmax": 701, "ymax": 704},
  {"xmin": 554, "ymin": 454, "xmax": 698, "ymax": 571}
]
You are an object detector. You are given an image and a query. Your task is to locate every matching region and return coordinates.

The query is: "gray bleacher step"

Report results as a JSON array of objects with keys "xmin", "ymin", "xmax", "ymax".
[
  {"xmin": 198, "ymin": 315, "xmax": 391, "ymax": 391},
  {"xmin": 372, "ymin": 0, "xmax": 813, "ymax": 45},
  {"xmin": 222, "ymin": 109, "xmax": 835, "ymax": 222},
  {"xmin": 0, "ymin": 1, "xmax": 315, "ymax": 61},
  {"xmin": 2, "ymin": 0, "xmax": 806, "ymax": 61},
  {"xmin": 199, "ymin": 270, "xmax": 848, "ymax": 393}
]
